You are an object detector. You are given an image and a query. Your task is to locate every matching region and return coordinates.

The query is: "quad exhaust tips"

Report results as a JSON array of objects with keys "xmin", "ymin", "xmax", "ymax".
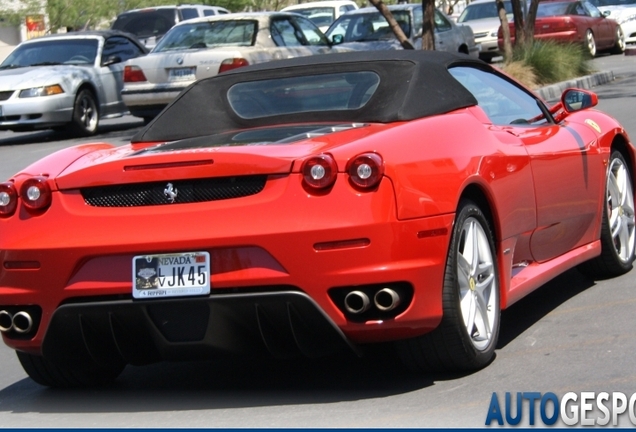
[
  {"xmin": 344, "ymin": 291, "xmax": 370, "ymax": 314},
  {"xmin": 0, "ymin": 310, "xmax": 33, "ymax": 334},
  {"xmin": 343, "ymin": 288, "xmax": 401, "ymax": 315},
  {"xmin": 374, "ymin": 288, "xmax": 401, "ymax": 312}
]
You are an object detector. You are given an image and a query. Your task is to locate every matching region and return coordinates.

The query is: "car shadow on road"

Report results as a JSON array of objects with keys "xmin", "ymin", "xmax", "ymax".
[
  {"xmin": 497, "ymin": 268, "xmax": 596, "ymax": 349},
  {"xmin": 0, "ymin": 268, "xmax": 596, "ymax": 415}
]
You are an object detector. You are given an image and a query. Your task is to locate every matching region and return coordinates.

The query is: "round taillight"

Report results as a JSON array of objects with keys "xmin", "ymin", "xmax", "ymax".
[
  {"xmin": 301, "ymin": 154, "xmax": 338, "ymax": 189},
  {"xmin": 20, "ymin": 176, "xmax": 51, "ymax": 211},
  {"xmin": 0, "ymin": 182, "xmax": 18, "ymax": 216},
  {"xmin": 347, "ymin": 153, "xmax": 384, "ymax": 189}
]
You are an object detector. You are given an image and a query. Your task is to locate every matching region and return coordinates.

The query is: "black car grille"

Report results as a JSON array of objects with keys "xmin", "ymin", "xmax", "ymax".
[
  {"xmin": 0, "ymin": 91, "xmax": 14, "ymax": 101},
  {"xmin": 81, "ymin": 175, "xmax": 267, "ymax": 207}
]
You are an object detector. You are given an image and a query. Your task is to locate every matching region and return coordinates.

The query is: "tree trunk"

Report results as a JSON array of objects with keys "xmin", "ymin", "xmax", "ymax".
[
  {"xmin": 524, "ymin": 0, "xmax": 540, "ymax": 44},
  {"xmin": 510, "ymin": 0, "xmax": 526, "ymax": 48},
  {"xmin": 421, "ymin": 0, "xmax": 436, "ymax": 50},
  {"xmin": 366, "ymin": 0, "xmax": 415, "ymax": 49},
  {"xmin": 495, "ymin": 0, "xmax": 512, "ymax": 62}
]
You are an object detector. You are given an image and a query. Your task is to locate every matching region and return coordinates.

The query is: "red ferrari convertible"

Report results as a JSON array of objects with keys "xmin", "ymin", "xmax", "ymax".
[
  {"xmin": 498, "ymin": 0, "xmax": 625, "ymax": 56},
  {"xmin": 0, "ymin": 50, "xmax": 634, "ymax": 387}
]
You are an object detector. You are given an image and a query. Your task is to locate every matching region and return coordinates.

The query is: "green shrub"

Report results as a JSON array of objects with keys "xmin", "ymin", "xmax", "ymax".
[{"xmin": 509, "ymin": 40, "xmax": 592, "ymax": 85}]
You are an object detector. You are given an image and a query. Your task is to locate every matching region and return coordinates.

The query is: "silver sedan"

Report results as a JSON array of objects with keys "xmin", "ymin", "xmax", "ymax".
[
  {"xmin": 325, "ymin": 4, "xmax": 479, "ymax": 57},
  {"xmin": 0, "ymin": 30, "xmax": 147, "ymax": 136},
  {"xmin": 121, "ymin": 12, "xmax": 351, "ymax": 122}
]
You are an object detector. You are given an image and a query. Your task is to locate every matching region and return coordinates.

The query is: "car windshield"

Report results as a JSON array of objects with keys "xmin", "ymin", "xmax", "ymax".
[
  {"xmin": 112, "ymin": 9, "xmax": 177, "ymax": 38},
  {"xmin": 153, "ymin": 20, "xmax": 257, "ymax": 52},
  {"xmin": 458, "ymin": 1, "xmax": 513, "ymax": 22},
  {"xmin": 326, "ymin": 10, "xmax": 412, "ymax": 42},
  {"xmin": 0, "ymin": 39, "xmax": 98, "ymax": 69},
  {"xmin": 227, "ymin": 71, "xmax": 380, "ymax": 119}
]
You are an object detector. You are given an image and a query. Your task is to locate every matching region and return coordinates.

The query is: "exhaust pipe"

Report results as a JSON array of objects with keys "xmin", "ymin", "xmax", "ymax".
[
  {"xmin": 374, "ymin": 288, "xmax": 401, "ymax": 312},
  {"xmin": 12, "ymin": 311, "xmax": 33, "ymax": 334},
  {"xmin": 0, "ymin": 310, "xmax": 13, "ymax": 332},
  {"xmin": 344, "ymin": 291, "xmax": 370, "ymax": 314}
]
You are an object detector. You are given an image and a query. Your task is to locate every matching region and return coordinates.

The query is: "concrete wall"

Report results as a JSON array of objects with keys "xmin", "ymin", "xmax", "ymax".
[{"xmin": 0, "ymin": 25, "xmax": 20, "ymax": 61}]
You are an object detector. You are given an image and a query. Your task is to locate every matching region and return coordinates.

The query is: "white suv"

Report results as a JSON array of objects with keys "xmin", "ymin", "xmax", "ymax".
[{"xmin": 111, "ymin": 4, "xmax": 230, "ymax": 49}]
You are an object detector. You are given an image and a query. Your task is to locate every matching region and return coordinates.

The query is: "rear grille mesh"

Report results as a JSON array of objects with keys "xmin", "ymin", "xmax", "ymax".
[{"xmin": 81, "ymin": 175, "xmax": 267, "ymax": 207}]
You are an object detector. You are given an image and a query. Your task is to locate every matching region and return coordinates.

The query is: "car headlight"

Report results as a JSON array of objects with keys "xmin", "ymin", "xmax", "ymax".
[
  {"xmin": 619, "ymin": 14, "xmax": 636, "ymax": 24},
  {"xmin": 490, "ymin": 30, "xmax": 499, "ymax": 37},
  {"xmin": 19, "ymin": 84, "xmax": 64, "ymax": 98}
]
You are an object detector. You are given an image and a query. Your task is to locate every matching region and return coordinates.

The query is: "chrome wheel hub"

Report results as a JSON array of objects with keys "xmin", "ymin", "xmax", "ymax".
[
  {"xmin": 456, "ymin": 217, "xmax": 497, "ymax": 351},
  {"xmin": 607, "ymin": 158, "xmax": 635, "ymax": 262}
]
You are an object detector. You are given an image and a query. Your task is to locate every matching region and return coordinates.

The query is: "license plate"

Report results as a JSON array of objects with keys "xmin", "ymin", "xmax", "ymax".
[
  {"xmin": 168, "ymin": 67, "xmax": 196, "ymax": 81},
  {"xmin": 133, "ymin": 251, "xmax": 210, "ymax": 299}
]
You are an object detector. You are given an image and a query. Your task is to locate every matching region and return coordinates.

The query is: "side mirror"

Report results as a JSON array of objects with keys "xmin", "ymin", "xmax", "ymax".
[
  {"xmin": 602, "ymin": 10, "xmax": 611, "ymax": 17},
  {"xmin": 562, "ymin": 88, "xmax": 598, "ymax": 112},
  {"xmin": 331, "ymin": 34, "xmax": 344, "ymax": 44},
  {"xmin": 101, "ymin": 55, "xmax": 122, "ymax": 67}
]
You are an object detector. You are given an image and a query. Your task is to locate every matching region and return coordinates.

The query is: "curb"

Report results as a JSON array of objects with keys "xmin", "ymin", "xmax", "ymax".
[{"xmin": 534, "ymin": 71, "xmax": 615, "ymax": 102}]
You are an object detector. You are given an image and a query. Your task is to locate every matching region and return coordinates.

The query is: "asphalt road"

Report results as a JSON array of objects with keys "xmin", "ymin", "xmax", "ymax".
[{"xmin": 0, "ymin": 54, "xmax": 635, "ymax": 428}]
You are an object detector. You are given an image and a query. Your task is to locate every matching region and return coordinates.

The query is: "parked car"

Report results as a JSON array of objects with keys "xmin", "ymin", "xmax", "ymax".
[
  {"xmin": 589, "ymin": 0, "xmax": 636, "ymax": 44},
  {"xmin": 1, "ymin": 49, "xmax": 634, "ymax": 387},
  {"xmin": 121, "ymin": 12, "xmax": 351, "ymax": 122},
  {"xmin": 325, "ymin": 3, "xmax": 479, "ymax": 57},
  {"xmin": 457, "ymin": 0, "xmax": 513, "ymax": 61},
  {"xmin": 281, "ymin": 0, "xmax": 358, "ymax": 32},
  {"xmin": 0, "ymin": 30, "xmax": 147, "ymax": 136},
  {"xmin": 111, "ymin": 4, "xmax": 230, "ymax": 49},
  {"xmin": 498, "ymin": 0, "xmax": 625, "ymax": 56}
]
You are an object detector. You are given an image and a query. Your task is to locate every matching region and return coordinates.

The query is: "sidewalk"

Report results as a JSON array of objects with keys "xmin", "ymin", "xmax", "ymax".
[{"xmin": 535, "ymin": 70, "xmax": 615, "ymax": 103}]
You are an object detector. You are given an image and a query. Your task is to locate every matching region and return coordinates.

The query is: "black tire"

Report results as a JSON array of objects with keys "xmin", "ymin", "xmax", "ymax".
[
  {"xmin": 396, "ymin": 199, "xmax": 500, "ymax": 372},
  {"xmin": 17, "ymin": 351, "xmax": 125, "ymax": 388},
  {"xmin": 610, "ymin": 26, "xmax": 626, "ymax": 55},
  {"xmin": 585, "ymin": 29, "xmax": 597, "ymax": 57},
  {"xmin": 578, "ymin": 151, "xmax": 635, "ymax": 278},
  {"xmin": 69, "ymin": 89, "xmax": 99, "ymax": 137}
]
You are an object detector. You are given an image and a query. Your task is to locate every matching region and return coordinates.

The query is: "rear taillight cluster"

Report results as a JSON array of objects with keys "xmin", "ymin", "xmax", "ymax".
[
  {"xmin": 218, "ymin": 58, "xmax": 249, "ymax": 74},
  {"xmin": 124, "ymin": 66, "xmax": 147, "ymax": 83},
  {"xmin": 0, "ymin": 176, "xmax": 51, "ymax": 217},
  {"xmin": 301, "ymin": 152, "xmax": 384, "ymax": 193}
]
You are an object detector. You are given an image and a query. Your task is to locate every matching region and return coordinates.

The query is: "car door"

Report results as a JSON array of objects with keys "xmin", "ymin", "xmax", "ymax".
[
  {"xmin": 582, "ymin": 0, "xmax": 614, "ymax": 47},
  {"xmin": 269, "ymin": 16, "xmax": 332, "ymax": 59},
  {"xmin": 449, "ymin": 66, "xmax": 603, "ymax": 263},
  {"xmin": 99, "ymin": 35, "xmax": 146, "ymax": 116}
]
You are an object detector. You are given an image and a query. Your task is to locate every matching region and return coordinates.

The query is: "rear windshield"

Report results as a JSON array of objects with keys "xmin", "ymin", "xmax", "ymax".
[
  {"xmin": 536, "ymin": 2, "xmax": 573, "ymax": 16},
  {"xmin": 327, "ymin": 10, "xmax": 414, "ymax": 41},
  {"xmin": 154, "ymin": 20, "xmax": 257, "ymax": 52},
  {"xmin": 458, "ymin": 1, "xmax": 513, "ymax": 22},
  {"xmin": 112, "ymin": 9, "xmax": 178, "ymax": 38},
  {"xmin": 227, "ymin": 71, "xmax": 380, "ymax": 119}
]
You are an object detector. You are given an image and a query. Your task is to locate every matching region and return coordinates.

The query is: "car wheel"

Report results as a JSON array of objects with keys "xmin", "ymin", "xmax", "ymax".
[
  {"xmin": 396, "ymin": 199, "xmax": 500, "ymax": 372},
  {"xmin": 16, "ymin": 351, "xmax": 125, "ymax": 388},
  {"xmin": 585, "ymin": 29, "xmax": 597, "ymax": 57},
  {"xmin": 610, "ymin": 26, "xmax": 626, "ymax": 54},
  {"xmin": 69, "ymin": 89, "xmax": 99, "ymax": 137},
  {"xmin": 579, "ymin": 151, "xmax": 635, "ymax": 278}
]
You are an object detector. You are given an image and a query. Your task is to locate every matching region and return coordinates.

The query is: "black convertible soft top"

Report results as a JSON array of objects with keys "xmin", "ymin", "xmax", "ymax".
[{"xmin": 132, "ymin": 50, "xmax": 486, "ymax": 143}]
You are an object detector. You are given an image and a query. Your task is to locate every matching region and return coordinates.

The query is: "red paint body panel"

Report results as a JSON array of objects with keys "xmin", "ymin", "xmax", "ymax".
[{"xmin": 0, "ymin": 95, "xmax": 634, "ymax": 358}]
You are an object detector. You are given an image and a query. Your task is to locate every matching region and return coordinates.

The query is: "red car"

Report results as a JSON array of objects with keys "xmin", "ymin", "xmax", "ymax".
[
  {"xmin": 498, "ymin": 0, "xmax": 625, "ymax": 56},
  {"xmin": 0, "ymin": 51, "xmax": 634, "ymax": 387}
]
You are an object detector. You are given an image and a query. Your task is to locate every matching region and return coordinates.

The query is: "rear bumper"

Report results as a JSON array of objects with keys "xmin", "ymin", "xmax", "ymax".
[{"xmin": 0, "ymin": 174, "xmax": 453, "ymax": 359}]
